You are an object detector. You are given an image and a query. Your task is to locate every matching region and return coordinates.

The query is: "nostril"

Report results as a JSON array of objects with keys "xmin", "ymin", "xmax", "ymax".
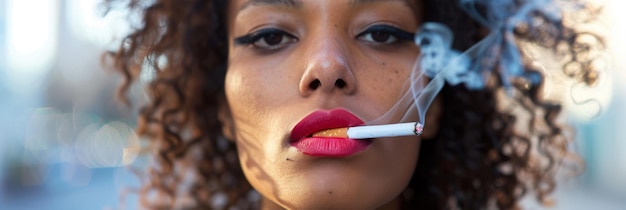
[
  {"xmin": 309, "ymin": 79, "xmax": 321, "ymax": 90},
  {"xmin": 335, "ymin": 79, "xmax": 346, "ymax": 88}
]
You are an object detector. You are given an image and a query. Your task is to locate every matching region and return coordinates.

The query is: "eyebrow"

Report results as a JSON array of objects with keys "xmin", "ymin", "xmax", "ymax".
[
  {"xmin": 350, "ymin": 0, "xmax": 416, "ymax": 17},
  {"xmin": 238, "ymin": 0, "xmax": 303, "ymax": 12}
]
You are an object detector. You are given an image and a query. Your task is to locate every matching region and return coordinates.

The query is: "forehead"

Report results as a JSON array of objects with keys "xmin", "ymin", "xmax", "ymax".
[
  {"xmin": 227, "ymin": 0, "xmax": 420, "ymax": 29},
  {"xmin": 229, "ymin": 0, "xmax": 418, "ymax": 13}
]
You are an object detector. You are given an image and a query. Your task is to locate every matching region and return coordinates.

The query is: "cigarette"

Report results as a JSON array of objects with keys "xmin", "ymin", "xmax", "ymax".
[{"xmin": 312, "ymin": 122, "xmax": 424, "ymax": 139}]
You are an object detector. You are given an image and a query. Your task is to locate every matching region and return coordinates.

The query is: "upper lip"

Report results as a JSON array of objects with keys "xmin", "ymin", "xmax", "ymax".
[{"xmin": 290, "ymin": 108, "xmax": 365, "ymax": 142}]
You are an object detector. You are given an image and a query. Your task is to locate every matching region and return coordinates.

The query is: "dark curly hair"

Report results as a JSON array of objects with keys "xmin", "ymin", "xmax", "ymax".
[{"xmin": 105, "ymin": 0, "xmax": 603, "ymax": 209}]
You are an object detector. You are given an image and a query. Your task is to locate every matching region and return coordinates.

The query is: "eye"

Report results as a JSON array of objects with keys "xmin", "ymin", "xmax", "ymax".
[
  {"xmin": 362, "ymin": 30, "xmax": 396, "ymax": 43},
  {"xmin": 234, "ymin": 28, "xmax": 298, "ymax": 51},
  {"xmin": 357, "ymin": 25, "xmax": 414, "ymax": 45}
]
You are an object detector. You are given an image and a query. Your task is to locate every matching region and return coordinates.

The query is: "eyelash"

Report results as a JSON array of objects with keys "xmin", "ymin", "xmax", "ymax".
[
  {"xmin": 233, "ymin": 25, "xmax": 414, "ymax": 51},
  {"xmin": 356, "ymin": 25, "xmax": 414, "ymax": 45},
  {"xmin": 234, "ymin": 28, "xmax": 298, "ymax": 51}
]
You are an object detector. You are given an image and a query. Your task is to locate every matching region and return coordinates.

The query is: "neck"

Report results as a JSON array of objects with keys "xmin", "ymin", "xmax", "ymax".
[{"xmin": 259, "ymin": 196, "xmax": 402, "ymax": 210}]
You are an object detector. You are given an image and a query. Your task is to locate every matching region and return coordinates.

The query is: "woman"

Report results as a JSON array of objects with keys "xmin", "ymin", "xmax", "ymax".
[{"xmin": 108, "ymin": 0, "xmax": 601, "ymax": 209}]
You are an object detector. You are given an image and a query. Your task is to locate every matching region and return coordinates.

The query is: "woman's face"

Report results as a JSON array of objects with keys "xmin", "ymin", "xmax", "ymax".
[{"xmin": 225, "ymin": 0, "xmax": 422, "ymax": 208}]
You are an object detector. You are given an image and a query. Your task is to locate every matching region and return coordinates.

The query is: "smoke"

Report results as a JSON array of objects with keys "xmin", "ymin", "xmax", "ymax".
[{"xmin": 366, "ymin": 0, "xmax": 566, "ymax": 128}]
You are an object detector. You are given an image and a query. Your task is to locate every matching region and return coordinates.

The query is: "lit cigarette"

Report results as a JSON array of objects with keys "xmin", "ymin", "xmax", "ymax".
[{"xmin": 312, "ymin": 122, "xmax": 424, "ymax": 139}]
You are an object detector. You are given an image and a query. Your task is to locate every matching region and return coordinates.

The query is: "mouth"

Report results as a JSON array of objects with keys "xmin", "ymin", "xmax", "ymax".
[{"xmin": 290, "ymin": 108, "xmax": 371, "ymax": 157}]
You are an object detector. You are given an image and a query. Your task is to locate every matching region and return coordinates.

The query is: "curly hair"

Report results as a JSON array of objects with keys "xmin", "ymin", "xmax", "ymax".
[{"xmin": 106, "ymin": 0, "xmax": 602, "ymax": 209}]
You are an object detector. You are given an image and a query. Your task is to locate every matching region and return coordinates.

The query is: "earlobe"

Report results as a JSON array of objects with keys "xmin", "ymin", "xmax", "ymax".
[
  {"xmin": 421, "ymin": 95, "xmax": 442, "ymax": 139},
  {"xmin": 218, "ymin": 95, "xmax": 236, "ymax": 141}
]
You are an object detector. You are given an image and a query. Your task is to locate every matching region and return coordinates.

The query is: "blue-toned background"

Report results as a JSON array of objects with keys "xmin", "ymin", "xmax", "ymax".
[{"xmin": 1, "ymin": 0, "xmax": 624, "ymax": 209}]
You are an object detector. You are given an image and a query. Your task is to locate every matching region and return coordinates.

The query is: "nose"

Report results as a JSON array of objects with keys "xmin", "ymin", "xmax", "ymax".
[{"xmin": 298, "ymin": 38, "xmax": 357, "ymax": 97}]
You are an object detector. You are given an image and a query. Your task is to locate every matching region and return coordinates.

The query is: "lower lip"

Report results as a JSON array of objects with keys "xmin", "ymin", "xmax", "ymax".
[{"xmin": 290, "ymin": 137, "xmax": 371, "ymax": 157}]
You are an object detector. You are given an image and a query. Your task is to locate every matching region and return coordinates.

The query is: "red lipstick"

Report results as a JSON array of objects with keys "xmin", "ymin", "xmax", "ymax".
[{"xmin": 290, "ymin": 109, "xmax": 371, "ymax": 157}]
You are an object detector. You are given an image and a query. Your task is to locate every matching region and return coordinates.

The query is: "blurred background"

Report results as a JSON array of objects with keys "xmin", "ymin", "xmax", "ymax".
[{"xmin": 0, "ymin": 0, "xmax": 625, "ymax": 209}]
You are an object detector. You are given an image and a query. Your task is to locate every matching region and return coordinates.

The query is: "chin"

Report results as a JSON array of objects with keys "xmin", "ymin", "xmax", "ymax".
[
  {"xmin": 239, "ymin": 134, "xmax": 419, "ymax": 209},
  {"xmin": 257, "ymin": 173, "xmax": 403, "ymax": 210}
]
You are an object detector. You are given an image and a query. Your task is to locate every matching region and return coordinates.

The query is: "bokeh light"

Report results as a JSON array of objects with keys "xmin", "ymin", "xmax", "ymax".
[{"xmin": 5, "ymin": 0, "xmax": 58, "ymax": 94}]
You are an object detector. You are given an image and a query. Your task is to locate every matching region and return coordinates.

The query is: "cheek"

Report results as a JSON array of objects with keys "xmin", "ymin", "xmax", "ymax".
[
  {"xmin": 355, "ymin": 53, "xmax": 418, "ymax": 122},
  {"xmin": 368, "ymin": 66, "xmax": 408, "ymax": 98},
  {"xmin": 224, "ymin": 61, "xmax": 296, "ymax": 158},
  {"xmin": 224, "ymin": 59, "xmax": 290, "ymax": 125},
  {"xmin": 224, "ymin": 65, "xmax": 291, "ymax": 195},
  {"xmin": 224, "ymin": 55, "xmax": 300, "ymax": 121},
  {"xmin": 224, "ymin": 64, "xmax": 275, "ymax": 146},
  {"xmin": 225, "ymin": 69, "xmax": 262, "ymax": 119}
]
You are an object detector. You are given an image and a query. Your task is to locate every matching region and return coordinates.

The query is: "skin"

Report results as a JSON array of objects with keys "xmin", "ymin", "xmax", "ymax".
[{"xmin": 223, "ymin": 0, "xmax": 438, "ymax": 209}]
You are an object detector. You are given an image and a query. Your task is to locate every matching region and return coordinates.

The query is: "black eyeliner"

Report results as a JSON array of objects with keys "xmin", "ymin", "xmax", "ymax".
[
  {"xmin": 234, "ymin": 28, "xmax": 295, "ymax": 46},
  {"xmin": 234, "ymin": 34, "xmax": 255, "ymax": 46}
]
